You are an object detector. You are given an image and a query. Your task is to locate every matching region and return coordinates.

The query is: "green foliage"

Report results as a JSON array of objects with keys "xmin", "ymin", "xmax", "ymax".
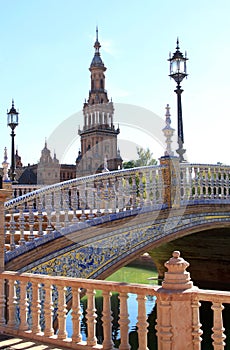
[{"xmin": 123, "ymin": 147, "xmax": 157, "ymax": 169}]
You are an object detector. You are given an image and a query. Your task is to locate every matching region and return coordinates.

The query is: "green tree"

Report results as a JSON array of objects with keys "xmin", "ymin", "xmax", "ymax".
[{"xmin": 123, "ymin": 147, "xmax": 157, "ymax": 169}]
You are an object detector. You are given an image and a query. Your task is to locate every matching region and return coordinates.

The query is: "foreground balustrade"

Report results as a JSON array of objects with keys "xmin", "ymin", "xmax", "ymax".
[
  {"xmin": 4, "ymin": 166, "xmax": 165, "ymax": 250},
  {"xmin": 0, "ymin": 271, "xmax": 159, "ymax": 349},
  {"xmin": 0, "ymin": 251, "xmax": 229, "ymax": 350}
]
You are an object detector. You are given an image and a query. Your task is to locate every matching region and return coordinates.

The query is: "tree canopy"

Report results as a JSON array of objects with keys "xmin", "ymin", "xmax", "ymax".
[{"xmin": 123, "ymin": 147, "xmax": 157, "ymax": 169}]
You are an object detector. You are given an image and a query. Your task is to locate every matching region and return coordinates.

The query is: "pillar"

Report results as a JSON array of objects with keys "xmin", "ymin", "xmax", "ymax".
[
  {"xmin": 156, "ymin": 251, "xmax": 199, "ymax": 350},
  {"xmin": 160, "ymin": 156, "xmax": 180, "ymax": 208}
]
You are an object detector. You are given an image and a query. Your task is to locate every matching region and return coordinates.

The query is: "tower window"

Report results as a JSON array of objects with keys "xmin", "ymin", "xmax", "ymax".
[
  {"xmin": 87, "ymin": 144, "xmax": 91, "ymax": 150},
  {"xmin": 100, "ymin": 79, "xmax": 104, "ymax": 89}
]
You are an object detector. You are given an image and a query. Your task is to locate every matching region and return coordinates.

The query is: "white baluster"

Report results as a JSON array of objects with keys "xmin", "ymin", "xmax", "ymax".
[
  {"xmin": 63, "ymin": 189, "xmax": 70, "ymax": 227},
  {"xmin": 19, "ymin": 280, "xmax": 28, "ymax": 331},
  {"xmin": 103, "ymin": 180, "xmax": 110, "ymax": 215},
  {"xmin": 209, "ymin": 168, "xmax": 215, "ymax": 200},
  {"xmin": 117, "ymin": 178, "xmax": 124, "ymax": 212},
  {"xmin": 139, "ymin": 172, "xmax": 144, "ymax": 208},
  {"xmin": 86, "ymin": 289, "xmax": 97, "ymax": 346},
  {"xmin": 54, "ymin": 190, "xmax": 62, "ymax": 231},
  {"xmin": 37, "ymin": 195, "xmax": 44, "ymax": 236},
  {"xmin": 211, "ymin": 302, "xmax": 226, "ymax": 350},
  {"xmin": 157, "ymin": 169, "xmax": 163, "ymax": 205},
  {"xmin": 151, "ymin": 169, "xmax": 157, "ymax": 205},
  {"xmin": 124, "ymin": 177, "xmax": 131, "ymax": 210},
  {"xmin": 187, "ymin": 166, "xmax": 193, "ymax": 200},
  {"xmin": 226, "ymin": 169, "xmax": 230, "ymax": 199},
  {"xmin": 71, "ymin": 287, "xmax": 82, "ymax": 343},
  {"xmin": 0, "ymin": 279, "xmax": 6, "ymax": 325},
  {"xmin": 191, "ymin": 298, "xmax": 202, "ymax": 350},
  {"xmin": 7, "ymin": 279, "xmax": 17, "ymax": 328},
  {"xmin": 18, "ymin": 204, "xmax": 25, "ymax": 245},
  {"xmin": 80, "ymin": 184, "xmax": 87, "ymax": 221},
  {"xmin": 28, "ymin": 203, "xmax": 35, "ymax": 241},
  {"xmin": 110, "ymin": 179, "xmax": 117, "ymax": 214},
  {"xmin": 57, "ymin": 285, "xmax": 67, "ymax": 340},
  {"xmin": 204, "ymin": 168, "xmax": 209, "ymax": 198},
  {"xmin": 87, "ymin": 183, "xmax": 95, "ymax": 219},
  {"xmin": 43, "ymin": 281, "xmax": 54, "ymax": 337},
  {"xmin": 136, "ymin": 294, "xmax": 148, "ymax": 350},
  {"xmin": 118, "ymin": 292, "xmax": 130, "ymax": 350},
  {"xmin": 9, "ymin": 209, "xmax": 16, "ymax": 251},
  {"xmin": 71, "ymin": 187, "xmax": 79, "ymax": 223},
  {"xmin": 45, "ymin": 193, "xmax": 53, "ymax": 233},
  {"xmin": 131, "ymin": 174, "xmax": 137, "ymax": 209},
  {"xmin": 194, "ymin": 167, "xmax": 199, "ymax": 199},
  {"xmin": 102, "ymin": 290, "xmax": 113, "ymax": 350},
  {"xmin": 31, "ymin": 281, "xmax": 41, "ymax": 334},
  {"xmin": 145, "ymin": 170, "xmax": 151, "ymax": 207},
  {"xmin": 95, "ymin": 182, "xmax": 102, "ymax": 217}
]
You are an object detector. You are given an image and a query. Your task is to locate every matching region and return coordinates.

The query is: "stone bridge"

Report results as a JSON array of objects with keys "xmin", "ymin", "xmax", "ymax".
[{"xmin": 2, "ymin": 156, "xmax": 230, "ymax": 290}]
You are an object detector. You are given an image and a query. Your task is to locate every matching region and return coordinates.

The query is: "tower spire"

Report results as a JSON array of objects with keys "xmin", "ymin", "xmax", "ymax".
[
  {"xmin": 96, "ymin": 26, "xmax": 98, "ymax": 41},
  {"xmin": 93, "ymin": 26, "xmax": 101, "ymax": 55}
]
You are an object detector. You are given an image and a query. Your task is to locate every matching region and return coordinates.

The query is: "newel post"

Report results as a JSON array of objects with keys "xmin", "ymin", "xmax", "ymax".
[
  {"xmin": 156, "ymin": 251, "xmax": 200, "ymax": 350},
  {"xmin": 160, "ymin": 156, "xmax": 180, "ymax": 208}
]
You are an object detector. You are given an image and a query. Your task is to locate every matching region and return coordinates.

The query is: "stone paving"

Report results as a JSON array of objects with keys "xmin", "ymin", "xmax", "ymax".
[{"xmin": 0, "ymin": 334, "xmax": 70, "ymax": 350}]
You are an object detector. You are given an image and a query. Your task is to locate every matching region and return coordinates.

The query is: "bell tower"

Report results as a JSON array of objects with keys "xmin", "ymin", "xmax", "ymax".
[{"xmin": 77, "ymin": 28, "xmax": 122, "ymax": 176}]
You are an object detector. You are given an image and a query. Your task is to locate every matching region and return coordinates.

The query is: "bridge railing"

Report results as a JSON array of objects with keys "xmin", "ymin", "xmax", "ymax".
[
  {"xmin": 0, "ymin": 251, "xmax": 229, "ymax": 350},
  {"xmin": 4, "ymin": 165, "xmax": 166, "ymax": 250},
  {"xmin": 180, "ymin": 163, "xmax": 230, "ymax": 204},
  {"xmin": 12, "ymin": 184, "xmax": 43, "ymax": 198}
]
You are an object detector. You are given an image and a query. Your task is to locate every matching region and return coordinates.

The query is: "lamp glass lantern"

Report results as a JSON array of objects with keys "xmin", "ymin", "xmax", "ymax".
[
  {"xmin": 169, "ymin": 42, "xmax": 188, "ymax": 85},
  {"xmin": 7, "ymin": 104, "xmax": 19, "ymax": 130}
]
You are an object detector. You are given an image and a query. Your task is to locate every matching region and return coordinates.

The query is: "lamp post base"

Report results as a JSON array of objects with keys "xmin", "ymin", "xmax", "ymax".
[{"xmin": 176, "ymin": 143, "xmax": 186, "ymax": 162}]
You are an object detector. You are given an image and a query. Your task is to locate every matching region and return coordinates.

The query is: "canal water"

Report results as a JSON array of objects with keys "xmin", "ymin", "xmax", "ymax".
[{"xmin": 66, "ymin": 263, "xmax": 230, "ymax": 350}]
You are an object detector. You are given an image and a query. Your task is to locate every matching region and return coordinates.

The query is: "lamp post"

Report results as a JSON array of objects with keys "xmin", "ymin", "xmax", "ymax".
[
  {"xmin": 168, "ymin": 38, "xmax": 188, "ymax": 162},
  {"xmin": 7, "ymin": 100, "xmax": 19, "ymax": 183}
]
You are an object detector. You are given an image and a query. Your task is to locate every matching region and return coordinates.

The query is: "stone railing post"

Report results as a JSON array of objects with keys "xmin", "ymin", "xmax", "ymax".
[
  {"xmin": 156, "ymin": 251, "xmax": 199, "ymax": 350},
  {"xmin": 160, "ymin": 156, "xmax": 180, "ymax": 208},
  {"xmin": 0, "ymin": 189, "xmax": 12, "ymax": 325}
]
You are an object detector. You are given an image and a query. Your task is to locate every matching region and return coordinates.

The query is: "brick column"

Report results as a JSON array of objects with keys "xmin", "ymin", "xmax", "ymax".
[
  {"xmin": 156, "ymin": 251, "xmax": 199, "ymax": 350},
  {"xmin": 160, "ymin": 156, "xmax": 180, "ymax": 208}
]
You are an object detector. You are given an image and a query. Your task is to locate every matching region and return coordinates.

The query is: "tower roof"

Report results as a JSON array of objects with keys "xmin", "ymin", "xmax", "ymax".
[{"xmin": 90, "ymin": 27, "xmax": 105, "ymax": 70}]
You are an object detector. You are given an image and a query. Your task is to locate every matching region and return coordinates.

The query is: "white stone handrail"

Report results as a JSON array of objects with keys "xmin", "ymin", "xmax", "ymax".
[{"xmin": 4, "ymin": 165, "xmax": 166, "ymax": 251}]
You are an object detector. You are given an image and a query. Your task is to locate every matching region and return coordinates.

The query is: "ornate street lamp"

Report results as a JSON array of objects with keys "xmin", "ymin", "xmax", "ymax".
[
  {"xmin": 168, "ymin": 38, "xmax": 188, "ymax": 162},
  {"xmin": 7, "ymin": 100, "xmax": 19, "ymax": 183}
]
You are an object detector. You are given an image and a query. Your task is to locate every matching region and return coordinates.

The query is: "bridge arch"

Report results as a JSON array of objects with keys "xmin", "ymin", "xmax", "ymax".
[{"xmin": 5, "ymin": 204, "xmax": 230, "ymax": 290}]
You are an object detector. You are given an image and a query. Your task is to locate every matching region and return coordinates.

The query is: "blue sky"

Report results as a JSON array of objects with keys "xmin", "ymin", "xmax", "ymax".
[{"xmin": 0, "ymin": 0, "xmax": 230, "ymax": 166}]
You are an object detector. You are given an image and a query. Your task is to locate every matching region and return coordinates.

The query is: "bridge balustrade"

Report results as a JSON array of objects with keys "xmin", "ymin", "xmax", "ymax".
[
  {"xmin": 0, "ymin": 252, "xmax": 229, "ymax": 350},
  {"xmin": 4, "ymin": 162, "xmax": 230, "ymax": 252},
  {"xmin": 12, "ymin": 184, "xmax": 43, "ymax": 199},
  {"xmin": 4, "ymin": 166, "xmax": 165, "ymax": 251},
  {"xmin": 180, "ymin": 163, "xmax": 230, "ymax": 204}
]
